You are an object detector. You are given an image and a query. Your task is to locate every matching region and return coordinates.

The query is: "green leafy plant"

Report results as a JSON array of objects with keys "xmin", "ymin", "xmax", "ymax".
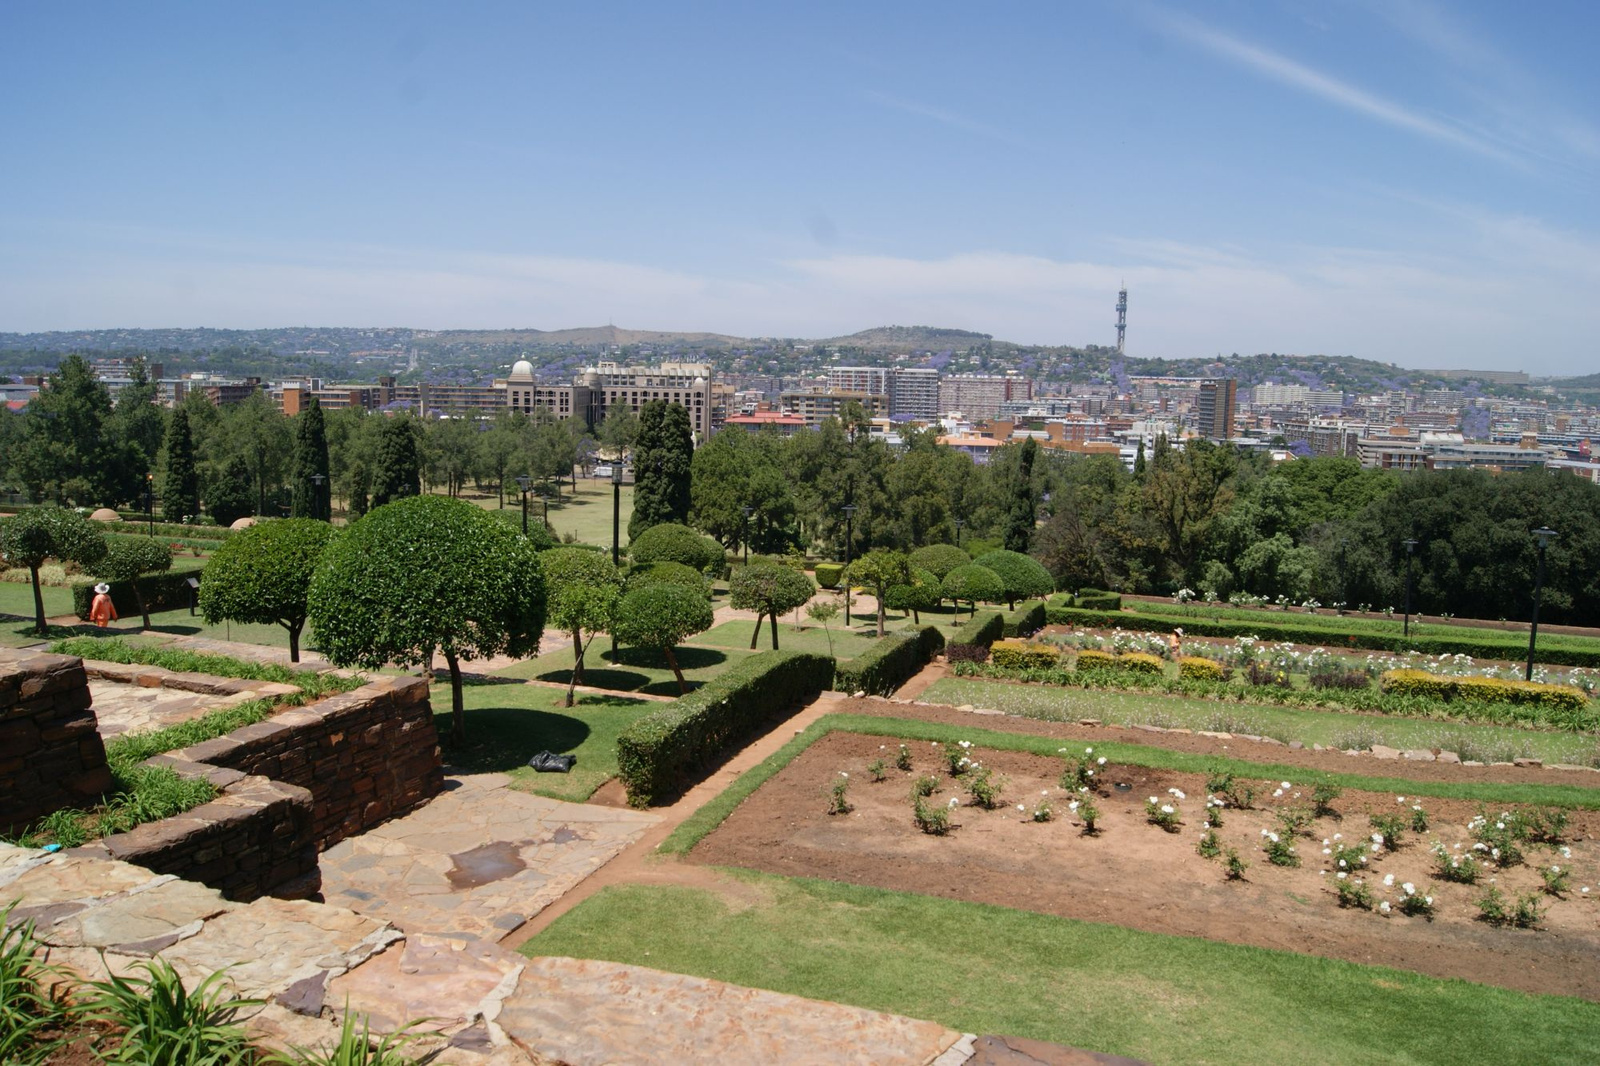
[
  {"xmin": 1069, "ymin": 790, "xmax": 1099, "ymax": 834},
  {"xmin": 1541, "ymin": 865, "xmax": 1571, "ymax": 896},
  {"xmin": 1203, "ymin": 797, "xmax": 1225, "ymax": 828},
  {"xmin": 867, "ymin": 758, "xmax": 888, "ymax": 782},
  {"xmin": 909, "ymin": 774, "xmax": 941, "ymax": 800},
  {"xmin": 1030, "ymin": 795, "xmax": 1054, "ymax": 822},
  {"xmin": 941, "ymin": 740, "xmax": 975, "ymax": 776},
  {"xmin": 1369, "ymin": 813, "xmax": 1407, "ymax": 850},
  {"xmin": 1276, "ymin": 805, "xmax": 1316, "ymax": 838},
  {"xmin": 827, "ymin": 772, "xmax": 853, "ymax": 815},
  {"xmin": 895, "ymin": 743, "xmax": 913, "ymax": 772},
  {"xmin": 200, "ymin": 518, "xmax": 339, "ymax": 662},
  {"xmin": 1261, "ymin": 829, "xmax": 1299, "ymax": 867},
  {"xmin": 1, "ymin": 904, "xmax": 71, "ymax": 1065},
  {"xmin": 1326, "ymin": 839, "xmax": 1368, "ymax": 874},
  {"xmin": 1477, "ymin": 887, "xmax": 1544, "ymax": 928},
  {"xmin": 913, "ymin": 795, "xmax": 954, "ymax": 835},
  {"xmin": 263, "ymin": 1010, "xmax": 423, "ymax": 1066},
  {"xmin": 1312, "ymin": 781, "xmax": 1342, "ymax": 817},
  {"xmin": 1469, "ymin": 810, "xmax": 1525, "ymax": 867},
  {"xmin": 1430, "ymin": 843, "xmax": 1481, "ymax": 884},
  {"xmin": 1223, "ymin": 848, "xmax": 1248, "ymax": 880},
  {"xmin": 1335, "ymin": 876, "xmax": 1374, "ymax": 910},
  {"xmin": 1145, "ymin": 796, "xmax": 1182, "ymax": 832},
  {"xmin": 1397, "ymin": 882, "xmax": 1435, "ymax": 918},
  {"xmin": 963, "ymin": 764, "xmax": 1008, "ymax": 810},
  {"xmin": 1197, "ymin": 828, "xmax": 1222, "ymax": 859},
  {"xmin": 82, "ymin": 959, "xmax": 260, "ymax": 1065}
]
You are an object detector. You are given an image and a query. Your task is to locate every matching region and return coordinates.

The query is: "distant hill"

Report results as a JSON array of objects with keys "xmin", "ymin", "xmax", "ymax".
[{"xmin": 814, "ymin": 325, "xmax": 992, "ymax": 351}]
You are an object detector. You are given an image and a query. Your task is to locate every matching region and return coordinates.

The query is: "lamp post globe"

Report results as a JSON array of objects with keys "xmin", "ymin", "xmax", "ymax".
[{"xmin": 515, "ymin": 475, "xmax": 533, "ymax": 536}]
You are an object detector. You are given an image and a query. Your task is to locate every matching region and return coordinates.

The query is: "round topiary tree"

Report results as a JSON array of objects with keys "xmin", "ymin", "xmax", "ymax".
[
  {"xmin": 845, "ymin": 549, "xmax": 913, "ymax": 636},
  {"xmin": 910, "ymin": 544, "xmax": 970, "ymax": 580},
  {"xmin": 884, "ymin": 565, "xmax": 943, "ymax": 624},
  {"xmin": 610, "ymin": 584, "xmax": 714, "ymax": 694},
  {"xmin": 942, "ymin": 563, "xmax": 1005, "ymax": 617},
  {"xmin": 200, "ymin": 518, "xmax": 338, "ymax": 662},
  {"xmin": 971, "ymin": 549, "xmax": 1055, "ymax": 610},
  {"xmin": 626, "ymin": 561, "xmax": 712, "ymax": 598},
  {"xmin": 541, "ymin": 547, "xmax": 622, "ymax": 705},
  {"xmin": 91, "ymin": 536, "xmax": 174, "ymax": 629},
  {"xmin": 0, "ymin": 506, "xmax": 107, "ymax": 635},
  {"xmin": 627, "ymin": 522, "xmax": 726, "ymax": 576},
  {"xmin": 729, "ymin": 560, "xmax": 814, "ymax": 650},
  {"xmin": 308, "ymin": 495, "xmax": 546, "ymax": 742}
]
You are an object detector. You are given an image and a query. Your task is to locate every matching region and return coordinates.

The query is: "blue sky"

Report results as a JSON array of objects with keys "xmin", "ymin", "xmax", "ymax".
[{"xmin": 2, "ymin": 1, "xmax": 1597, "ymax": 375}]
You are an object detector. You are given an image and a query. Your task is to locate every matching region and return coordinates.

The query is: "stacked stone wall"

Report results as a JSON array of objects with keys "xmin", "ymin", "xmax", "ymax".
[{"xmin": 0, "ymin": 651, "xmax": 112, "ymax": 836}]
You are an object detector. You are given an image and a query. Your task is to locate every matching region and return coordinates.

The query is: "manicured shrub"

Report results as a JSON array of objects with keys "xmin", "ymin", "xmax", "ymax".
[
  {"xmin": 200, "ymin": 518, "xmax": 339, "ymax": 662},
  {"xmin": 989, "ymin": 639, "xmax": 1060, "ymax": 670},
  {"xmin": 834, "ymin": 625, "xmax": 944, "ymax": 696},
  {"xmin": 909, "ymin": 543, "xmax": 969, "ymax": 579},
  {"xmin": 884, "ymin": 566, "xmax": 944, "ymax": 623},
  {"xmin": 616, "ymin": 650, "xmax": 835, "ymax": 806},
  {"xmin": 627, "ymin": 561, "xmax": 712, "ymax": 598},
  {"xmin": 1074, "ymin": 649, "xmax": 1117, "ymax": 672},
  {"xmin": 1002, "ymin": 599, "xmax": 1047, "ymax": 638},
  {"xmin": 1074, "ymin": 589, "xmax": 1122, "ymax": 611},
  {"xmin": 71, "ymin": 569, "xmax": 199, "ymax": 622},
  {"xmin": 1119, "ymin": 652, "xmax": 1165, "ymax": 675},
  {"xmin": 970, "ymin": 550, "xmax": 1054, "ymax": 609},
  {"xmin": 1380, "ymin": 669, "xmax": 1587, "ymax": 711},
  {"xmin": 1179, "ymin": 656, "xmax": 1225, "ymax": 681},
  {"xmin": 627, "ymin": 522, "xmax": 726, "ymax": 575},
  {"xmin": 942, "ymin": 564, "xmax": 1005, "ymax": 613},
  {"xmin": 813, "ymin": 562, "xmax": 844, "ymax": 589},
  {"xmin": 946, "ymin": 610, "xmax": 1005, "ymax": 662}
]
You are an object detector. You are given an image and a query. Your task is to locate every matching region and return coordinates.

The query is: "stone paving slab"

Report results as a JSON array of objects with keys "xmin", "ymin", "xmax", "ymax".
[
  {"xmin": 87, "ymin": 677, "xmax": 253, "ymax": 737},
  {"xmin": 326, "ymin": 934, "xmax": 526, "ymax": 1034},
  {"xmin": 318, "ymin": 774, "xmax": 658, "ymax": 940},
  {"xmin": 499, "ymin": 956, "xmax": 963, "ymax": 1066}
]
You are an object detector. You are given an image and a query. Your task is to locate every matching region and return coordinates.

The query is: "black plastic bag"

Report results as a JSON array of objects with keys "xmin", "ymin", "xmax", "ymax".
[{"xmin": 528, "ymin": 750, "xmax": 576, "ymax": 773}]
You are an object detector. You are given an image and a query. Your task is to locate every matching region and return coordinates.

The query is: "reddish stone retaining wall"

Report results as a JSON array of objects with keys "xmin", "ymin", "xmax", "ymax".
[
  {"xmin": 0, "ymin": 651, "xmax": 112, "ymax": 836},
  {"xmin": 160, "ymin": 675, "xmax": 443, "ymax": 851}
]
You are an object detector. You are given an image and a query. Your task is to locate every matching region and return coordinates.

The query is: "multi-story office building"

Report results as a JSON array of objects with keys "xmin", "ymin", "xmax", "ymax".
[
  {"xmin": 826, "ymin": 366, "xmax": 889, "ymax": 396},
  {"xmin": 937, "ymin": 373, "xmax": 1032, "ymax": 421},
  {"xmin": 779, "ymin": 388, "xmax": 885, "ymax": 428},
  {"xmin": 505, "ymin": 360, "xmax": 714, "ymax": 440},
  {"xmin": 1196, "ymin": 379, "xmax": 1237, "ymax": 441}
]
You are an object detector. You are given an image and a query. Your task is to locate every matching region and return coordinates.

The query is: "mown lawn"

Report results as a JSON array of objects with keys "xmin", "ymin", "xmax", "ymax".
[
  {"xmin": 436, "ymin": 678, "xmax": 656, "ymax": 802},
  {"xmin": 690, "ymin": 620, "xmax": 901, "ymax": 660},
  {"xmin": 922, "ymin": 678, "xmax": 1600, "ymax": 766},
  {"xmin": 523, "ymin": 871, "xmax": 1600, "ymax": 1065},
  {"xmin": 490, "ymin": 642, "xmax": 752, "ymax": 696}
]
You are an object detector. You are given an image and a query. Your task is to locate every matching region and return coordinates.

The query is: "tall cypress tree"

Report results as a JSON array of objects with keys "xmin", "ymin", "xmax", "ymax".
[
  {"xmin": 370, "ymin": 416, "xmax": 421, "ymax": 508},
  {"xmin": 348, "ymin": 461, "xmax": 371, "ymax": 518},
  {"xmin": 628, "ymin": 400, "xmax": 693, "ymax": 539},
  {"xmin": 207, "ymin": 454, "xmax": 255, "ymax": 527},
  {"xmin": 162, "ymin": 406, "xmax": 201, "ymax": 521},
  {"xmin": 1002, "ymin": 437, "xmax": 1038, "ymax": 552},
  {"xmin": 290, "ymin": 398, "xmax": 331, "ymax": 520}
]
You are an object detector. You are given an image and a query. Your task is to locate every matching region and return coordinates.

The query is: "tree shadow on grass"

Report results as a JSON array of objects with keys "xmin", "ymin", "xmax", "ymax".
[{"xmin": 437, "ymin": 707, "xmax": 594, "ymax": 774}]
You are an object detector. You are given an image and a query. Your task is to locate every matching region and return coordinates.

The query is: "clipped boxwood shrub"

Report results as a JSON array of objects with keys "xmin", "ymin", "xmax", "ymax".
[
  {"xmin": 1075, "ymin": 590, "xmax": 1122, "ymax": 611},
  {"xmin": 1003, "ymin": 599, "xmax": 1047, "ymax": 638},
  {"xmin": 971, "ymin": 550, "xmax": 1054, "ymax": 608},
  {"xmin": 628, "ymin": 522, "xmax": 726, "ymax": 575},
  {"xmin": 72, "ymin": 569, "xmax": 201, "ymax": 621},
  {"xmin": 627, "ymin": 560, "xmax": 712, "ymax": 598},
  {"xmin": 1044, "ymin": 605, "xmax": 1600, "ymax": 668},
  {"xmin": 946, "ymin": 610, "xmax": 1005, "ymax": 662},
  {"xmin": 813, "ymin": 562, "xmax": 844, "ymax": 589},
  {"xmin": 990, "ymin": 639, "xmax": 1060, "ymax": 670},
  {"xmin": 1380, "ymin": 669, "xmax": 1588, "ymax": 711},
  {"xmin": 1178, "ymin": 656, "xmax": 1226, "ymax": 681},
  {"xmin": 834, "ymin": 625, "xmax": 945, "ymax": 696},
  {"xmin": 616, "ymin": 649, "xmax": 835, "ymax": 806},
  {"xmin": 1119, "ymin": 651, "xmax": 1165, "ymax": 675},
  {"xmin": 1074, "ymin": 649, "xmax": 1118, "ymax": 672},
  {"xmin": 909, "ymin": 543, "xmax": 969, "ymax": 580}
]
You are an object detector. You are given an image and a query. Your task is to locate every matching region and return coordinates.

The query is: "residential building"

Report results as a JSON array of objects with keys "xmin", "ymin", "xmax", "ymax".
[
  {"xmin": 826, "ymin": 366, "xmax": 889, "ymax": 397},
  {"xmin": 888, "ymin": 368, "xmax": 940, "ymax": 420},
  {"xmin": 937, "ymin": 373, "xmax": 1032, "ymax": 420},
  {"xmin": 779, "ymin": 388, "xmax": 885, "ymax": 428},
  {"xmin": 1196, "ymin": 379, "xmax": 1237, "ymax": 441}
]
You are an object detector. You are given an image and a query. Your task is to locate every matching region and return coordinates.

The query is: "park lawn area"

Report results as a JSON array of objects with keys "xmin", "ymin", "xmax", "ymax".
[
  {"xmin": 491, "ymin": 642, "xmax": 752, "ymax": 696},
  {"xmin": 436, "ymin": 678, "xmax": 655, "ymax": 802},
  {"xmin": 139, "ymin": 606, "xmax": 302, "ymax": 652},
  {"xmin": 690, "ymin": 620, "xmax": 906, "ymax": 660},
  {"xmin": 455, "ymin": 480, "xmax": 635, "ymax": 549},
  {"xmin": 0, "ymin": 578, "xmax": 77, "ymax": 620},
  {"xmin": 522, "ymin": 871, "xmax": 1600, "ymax": 1065},
  {"xmin": 922, "ymin": 677, "xmax": 1600, "ymax": 766}
]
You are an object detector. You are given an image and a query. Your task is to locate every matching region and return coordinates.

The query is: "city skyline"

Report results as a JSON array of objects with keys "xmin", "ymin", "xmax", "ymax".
[{"xmin": 3, "ymin": 2, "xmax": 1598, "ymax": 375}]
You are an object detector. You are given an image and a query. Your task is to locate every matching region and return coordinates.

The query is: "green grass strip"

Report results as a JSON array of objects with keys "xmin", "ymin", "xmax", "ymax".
[
  {"xmin": 104, "ymin": 698, "xmax": 277, "ymax": 768},
  {"xmin": 523, "ymin": 873, "xmax": 1600, "ymax": 1065},
  {"xmin": 49, "ymin": 635, "xmax": 361, "ymax": 699},
  {"xmin": 659, "ymin": 712, "xmax": 1600, "ymax": 854}
]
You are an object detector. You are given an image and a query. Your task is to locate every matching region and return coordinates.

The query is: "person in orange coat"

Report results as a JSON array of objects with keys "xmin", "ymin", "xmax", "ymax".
[{"xmin": 89, "ymin": 582, "xmax": 118, "ymax": 627}]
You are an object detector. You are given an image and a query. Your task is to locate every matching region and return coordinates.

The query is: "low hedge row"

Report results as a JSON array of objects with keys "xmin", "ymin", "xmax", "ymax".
[
  {"xmin": 946, "ymin": 611, "xmax": 1005, "ymax": 663},
  {"xmin": 990, "ymin": 639, "xmax": 1059, "ymax": 670},
  {"xmin": 1179, "ymin": 656, "xmax": 1226, "ymax": 681},
  {"xmin": 1074, "ymin": 589, "xmax": 1122, "ymax": 611},
  {"xmin": 834, "ymin": 625, "xmax": 945, "ymax": 696},
  {"xmin": 71, "ymin": 570, "xmax": 201, "ymax": 620},
  {"xmin": 1003, "ymin": 600, "xmax": 1047, "ymax": 638},
  {"xmin": 814, "ymin": 562, "xmax": 844, "ymax": 588},
  {"xmin": 615, "ymin": 649, "xmax": 836, "ymax": 807},
  {"xmin": 1044, "ymin": 605, "xmax": 1600, "ymax": 668},
  {"xmin": 1380, "ymin": 669, "xmax": 1588, "ymax": 711},
  {"xmin": 1075, "ymin": 649, "xmax": 1164, "ymax": 675}
]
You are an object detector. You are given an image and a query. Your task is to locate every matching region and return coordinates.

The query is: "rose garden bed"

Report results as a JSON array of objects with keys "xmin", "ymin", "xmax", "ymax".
[{"xmin": 687, "ymin": 729, "xmax": 1600, "ymax": 1000}]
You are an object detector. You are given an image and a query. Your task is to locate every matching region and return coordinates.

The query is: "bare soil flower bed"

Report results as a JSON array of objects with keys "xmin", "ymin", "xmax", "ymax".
[{"xmin": 690, "ymin": 729, "xmax": 1600, "ymax": 1000}]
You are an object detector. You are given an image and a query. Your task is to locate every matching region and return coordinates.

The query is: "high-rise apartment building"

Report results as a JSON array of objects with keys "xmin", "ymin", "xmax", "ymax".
[
  {"xmin": 938, "ymin": 373, "xmax": 1032, "ymax": 421},
  {"xmin": 888, "ymin": 368, "xmax": 940, "ymax": 420},
  {"xmin": 1196, "ymin": 379, "xmax": 1237, "ymax": 441},
  {"xmin": 826, "ymin": 366, "xmax": 889, "ymax": 396}
]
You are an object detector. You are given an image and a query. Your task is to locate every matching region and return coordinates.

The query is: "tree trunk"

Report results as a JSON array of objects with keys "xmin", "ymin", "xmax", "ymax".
[
  {"xmin": 286, "ymin": 620, "xmax": 301, "ymax": 663},
  {"xmin": 663, "ymin": 645, "xmax": 688, "ymax": 694},
  {"xmin": 749, "ymin": 610, "xmax": 764, "ymax": 649},
  {"xmin": 30, "ymin": 565, "xmax": 46, "ymax": 636},
  {"xmin": 134, "ymin": 583, "xmax": 151, "ymax": 630},
  {"xmin": 571, "ymin": 626, "xmax": 585, "ymax": 683},
  {"xmin": 769, "ymin": 609, "xmax": 779, "ymax": 650},
  {"xmin": 445, "ymin": 648, "xmax": 466, "ymax": 744},
  {"xmin": 912, "ymin": 608, "xmax": 920, "ymax": 624},
  {"xmin": 876, "ymin": 592, "xmax": 886, "ymax": 637}
]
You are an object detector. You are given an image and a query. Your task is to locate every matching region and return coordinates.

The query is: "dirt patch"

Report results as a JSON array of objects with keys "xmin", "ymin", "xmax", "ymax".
[
  {"xmin": 837, "ymin": 696, "xmax": 1600, "ymax": 786},
  {"xmin": 692, "ymin": 730, "xmax": 1600, "ymax": 1000}
]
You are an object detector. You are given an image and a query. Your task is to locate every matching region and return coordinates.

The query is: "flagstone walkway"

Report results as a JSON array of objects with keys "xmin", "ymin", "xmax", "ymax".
[{"xmin": 317, "ymin": 772, "xmax": 659, "ymax": 941}]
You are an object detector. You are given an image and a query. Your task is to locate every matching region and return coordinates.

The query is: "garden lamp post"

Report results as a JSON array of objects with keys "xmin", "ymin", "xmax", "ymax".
[
  {"xmin": 954, "ymin": 518, "xmax": 965, "ymax": 548},
  {"xmin": 310, "ymin": 473, "xmax": 326, "ymax": 522},
  {"xmin": 842, "ymin": 504, "xmax": 857, "ymax": 627},
  {"xmin": 540, "ymin": 479, "xmax": 550, "ymax": 529},
  {"xmin": 1401, "ymin": 538, "xmax": 1417, "ymax": 638},
  {"xmin": 1527, "ymin": 527, "xmax": 1558, "ymax": 682},
  {"xmin": 741, "ymin": 505, "xmax": 753, "ymax": 564},
  {"xmin": 146, "ymin": 472, "xmax": 155, "ymax": 536},
  {"xmin": 611, "ymin": 464, "xmax": 623, "ymax": 567},
  {"xmin": 515, "ymin": 475, "xmax": 533, "ymax": 536}
]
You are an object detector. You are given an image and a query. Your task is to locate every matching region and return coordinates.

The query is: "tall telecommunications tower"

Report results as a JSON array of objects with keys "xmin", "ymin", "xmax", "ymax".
[{"xmin": 1115, "ymin": 285, "xmax": 1128, "ymax": 354}]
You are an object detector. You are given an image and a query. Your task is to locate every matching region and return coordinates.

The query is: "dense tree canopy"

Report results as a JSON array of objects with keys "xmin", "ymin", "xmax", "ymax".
[
  {"xmin": 628, "ymin": 522, "xmax": 726, "ymax": 575},
  {"xmin": 92, "ymin": 536, "xmax": 174, "ymax": 629},
  {"xmin": 201, "ymin": 519, "xmax": 338, "ymax": 661},
  {"xmin": 610, "ymin": 584, "xmax": 714, "ymax": 694},
  {"xmin": 729, "ymin": 560, "xmax": 814, "ymax": 649},
  {"xmin": 629, "ymin": 400, "xmax": 694, "ymax": 539},
  {"xmin": 0, "ymin": 506, "xmax": 107, "ymax": 633},
  {"xmin": 541, "ymin": 547, "xmax": 623, "ymax": 705}
]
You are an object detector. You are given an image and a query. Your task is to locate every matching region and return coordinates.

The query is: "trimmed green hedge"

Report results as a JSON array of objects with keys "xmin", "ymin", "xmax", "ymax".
[
  {"xmin": 834, "ymin": 625, "xmax": 944, "ymax": 696},
  {"xmin": 71, "ymin": 570, "xmax": 201, "ymax": 620},
  {"xmin": 616, "ymin": 649, "xmax": 836, "ymax": 807},
  {"xmin": 1003, "ymin": 599, "xmax": 1047, "ymax": 638},
  {"xmin": 813, "ymin": 562, "xmax": 844, "ymax": 589},
  {"xmin": 1074, "ymin": 590, "xmax": 1122, "ymax": 610},
  {"xmin": 1044, "ymin": 605, "xmax": 1600, "ymax": 668},
  {"xmin": 1380, "ymin": 669, "xmax": 1588, "ymax": 710},
  {"xmin": 947, "ymin": 611, "xmax": 1005, "ymax": 662}
]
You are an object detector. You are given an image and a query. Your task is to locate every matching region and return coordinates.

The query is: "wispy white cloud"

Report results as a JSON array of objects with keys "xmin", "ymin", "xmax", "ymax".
[
  {"xmin": 863, "ymin": 91, "xmax": 1033, "ymax": 150},
  {"xmin": 1146, "ymin": 8, "xmax": 1521, "ymax": 166}
]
